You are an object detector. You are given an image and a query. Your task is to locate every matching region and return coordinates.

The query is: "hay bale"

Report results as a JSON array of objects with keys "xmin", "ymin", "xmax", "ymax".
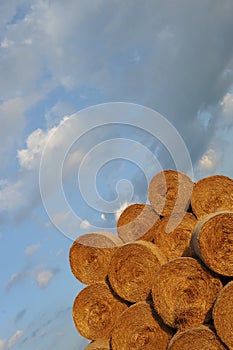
[
  {"xmin": 108, "ymin": 240, "xmax": 165, "ymax": 303},
  {"xmin": 85, "ymin": 339, "xmax": 110, "ymax": 349},
  {"xmin": 111, "ymin": 301, "xmax": 173, "ymax": 350},
  {"xmin": 213, "ymin": 280, "xmax": 233, "ymax": 349},
  {"xmin": 148, "ymin": 170, "xmax": 194, "ymax": 216},
  {"xmin": 117, "ymin": 203, "xmax": 159, "ymax": 243},
  {"xmin": 167, "ymin": 326, "xmax": 227, "ymax": 350},
  {"xmin": 69, "ymin": 231, "xmax": 123, "ymax": 284},
  {"xmin": 72, "ymin": 282, "xmax": 127, "ymax": 340},
  {"xmin": 151, "ymin": 257, "xmax": 222, "ymax": 330},
  {"xmin": 153, "ymin": 212, "xmax": 197, "ymax": 261},
  {"xmin": 191, "ymin": 175, "xmax": 233, "ymax": 219},
  {"xmin": 192, "ymin": 211, "xmax": 233, "ymax": 276}
]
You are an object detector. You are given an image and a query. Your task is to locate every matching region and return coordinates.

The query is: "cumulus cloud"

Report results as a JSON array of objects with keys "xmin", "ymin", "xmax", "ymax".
[
  {"xmin": 25, "ymin": 243, "xmax": 41, "ymax": 256},
  {"xmin": 114, "ymin": 201, "xmax": 129, "ymax": 221},
  {"xmin": 80, "ymin": 219, "xmax": 91, "ymax": 230},
  {"xmin": 36, "ymin": 268, "xmax": 59, "ymax": 289},
  {"xmin": 198, "ymin": 148, "xmax": 222, "ymax": 173}
]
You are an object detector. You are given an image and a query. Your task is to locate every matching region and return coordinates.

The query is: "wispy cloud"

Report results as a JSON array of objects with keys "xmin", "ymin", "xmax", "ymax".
[
  {"xmin": 14, "ymin": 309, "xmax": 27, "ymax": 324},
  {"xmin": 5, "ymin": 272, "xmax": 26, "ymax": 292},
  {"xmin": 25, "ymin": 243, "xmax": 41, "ymax": 256},
  {"xmin": 0, "ymin": 330, "xmax": 24, "ymax": 350}
]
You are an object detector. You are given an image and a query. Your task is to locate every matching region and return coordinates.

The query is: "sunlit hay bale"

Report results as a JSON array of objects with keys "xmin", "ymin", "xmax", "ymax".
[
  {"xmin": 167, "ymin": 325, "xmax": 227, "ymax": 350},
  {"xmin": 191, "ymin": 175, "xmax": 233, "ymax": 219},
  {"xmin": 151, "ymin": 257, "xmax": 222, "ymax": 330},
  {"xmin": 72, "ymin": 282, "xmax": 127, "ymax": 340},
  {"xmin": 213, "ymin": 280, "xmax": 233, "ymax": 350},
  {"xmin": 192, "ymin": 211, "xmax": 233, "ymax": 277},
  {"xmin": 148, "ymin": 170, "xmax": 194, "ymax": 216},
  {"xmin": 85, "ymin": 339, "xmax": 110, "ymax": 349},
  {"xmin": 111, "ymin": 301, "xmax": 173, "ymax": 350},
  {"xmin": 153, "ymin": 212, "xmax": 197, "ymax": 261},
  {"xmin": 117, "ymin": 203, "xmax": 160, "ymax": 243},
  {"xmin": 69, "ymin": 231, "xmax": 123, "ymax": 284},
  {"xmin": 108, "ymin": 240, "xmax": 166, "ymax": 303}
]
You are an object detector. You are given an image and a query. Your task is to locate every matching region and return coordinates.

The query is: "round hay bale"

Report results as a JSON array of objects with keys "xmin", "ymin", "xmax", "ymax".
[
  {"xmin": 111, "ymin": 301, "xmax": 173, "ymax": 350},
  {"xmin": 69, "ymin": 231, "xmax": 123, "ymax": 284},
  {"xmin": 151, "ymin": 257, "xmax": 222, "ymax": 330},
  {"xmin": 108, "ymin": 240, "xmax": 166, "ymax": 303},
  {"xmin": 85, "ymin": 339, "xmax": 110, "ymax": 349},
  {"xmin": 192, "ymin": 211, "xmax": 233, "ymax": 276},
  {"xmin": 191, "ymin": 175, "xmax": 233, "ymax": 219},
  {"xmin": 213, "ymin": 280, "xmax": 233, "ymax": 349},
  {"xmin": 72, "ymin": 282, "xmax": 127, "ymax": 340},
  {"xmin": 167, "ymin": 326, "xmax": 227, "ymax": 350},
  {"xmin": 148, "ymin": 170, "xmax": 194, "ymax": 217},
  {"xmin": 117, "ymin": 203, "xmax": 160, "ymax": 243},
  {"xmin": 153, "ymin": 212, "xmax": 197, "ymax": 261}
]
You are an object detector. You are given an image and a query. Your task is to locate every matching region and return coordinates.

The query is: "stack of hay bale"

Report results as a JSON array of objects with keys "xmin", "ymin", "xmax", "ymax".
[{"xmin": 69, "ymin": 170, "xmax": 233, "ymax": 350}]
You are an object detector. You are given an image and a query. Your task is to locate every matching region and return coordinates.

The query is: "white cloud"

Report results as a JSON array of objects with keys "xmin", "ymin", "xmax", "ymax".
[
  {"xmin": 25, "ymin": 243, "xmax": 41, "ymax": 256},
  {"xmin": 198, "ymin": 148, "xmax": 221, "ymax": 173},
  {"xmin": 36, "ymin": 269, "xmax": 57, "ymax": 289},
  {"xmin": 220, "ymin": 92, "xmax": 233, "ymax": 128},
  {"xmin": 8, "ymin": 330, "xmax": 24, "ymax": 349},
  {"xmin": 0, "ymin": 339, "xmax": 6, "ymax": 350},
  {"xmin": 101, "ymin": 213, "xmax": 106, "ymax": 221},
  {"xmin": 114, "ymin": 201, "xmax": 129, "ymax": 221},
  {"xmin": 80, "ymin": 219, "xmax": 91, "ymax": 230}
]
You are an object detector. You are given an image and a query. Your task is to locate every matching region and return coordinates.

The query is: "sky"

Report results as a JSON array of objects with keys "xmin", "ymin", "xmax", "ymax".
[{"xmin": 0, "ymin": 0, "xmax": 233, "ymax": 349}]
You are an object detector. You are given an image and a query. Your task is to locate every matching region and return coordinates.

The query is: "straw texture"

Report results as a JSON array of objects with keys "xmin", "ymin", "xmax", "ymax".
[
  {"xmin": 213, "ymin": 281, "xmax": 233, "ymax": 350},
  {"xmin": 111, "ymin": 301, "xmax": 173, "ymax": 350},
  {"xmin": 153, "ymin": 212, "xmax": 197, "ymax": 261},
  {"xmin": 72, "ymin": 282, "xmax": 127, "ymax": 340},
  {"xmin": 69, "ymin": 231, "xmax": 123, "ymax": 284},
  {"xmin": 85, "ymin": 339, "xmax": 110, "ymax": 349},
  {"xmin": 151, "ymin": 257, "xmax": 222, "ymax": 330},
  {"xmin": 117, "ymin": 203, "xmax": 159, "ymax": 243},
  {"xmin": 108, "ymin": 240, "xmax": 165, "ymax": 302},
  {"xmin": 191, "ymin": 175, "xmax": 233, "ymax": 219},
  {"xmin": 192, "ymin": 211, "xmax": 233, "ymax": 276},
  {"xmin": 148, "ymin": 170, "xmax": 193, "ymax": 216},
  {"xmin": 167, "ymin": 326, "xmax": 227, "ymax": 350}
]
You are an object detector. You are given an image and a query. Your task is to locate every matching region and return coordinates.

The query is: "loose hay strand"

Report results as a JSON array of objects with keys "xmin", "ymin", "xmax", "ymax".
[
  {"xmin": 153, "ymin": 212, "xmax": 197, "ymax": 261},
  {"xmin": 108, "ymin": 240, "xmax": 166, "ymax": 303},
  {"xmin": 85, "ymin": 339, "xmax": 110, "ymax": 349},
  {"xmin": 148, "ymin": 170, "xmax": 194, "ymax": 216},
  {"xmin": 72, "ymin": 282, "xmax": 127, "ymax": 340},
  {"xmin": 192, "ymin": 211, "xmax": 233, "ymax": 276},
  {"xmin": 117, "ymin": 203, "xmax": 159, "ymax": 243},
  {"xmin": 191, "ymin": 175, "xmax": 233, "ymax": 219},
  {"xmin": 151, "ymin": 257, "xmax": 222, "ymax": 330},
  {"xmin": 213, "ymin": 280, "xmax": 233, "ymax": 350},
  {"xmin": 111, "ymin": 301, "xmax": 173, "ymax": 350},
  {"xmin": 69, "ymin": 231, "xmax": 123, "ymax": 284},
  {"xmin": 167, "ymin": 325, "xmax": 227, "ymax": 350}
]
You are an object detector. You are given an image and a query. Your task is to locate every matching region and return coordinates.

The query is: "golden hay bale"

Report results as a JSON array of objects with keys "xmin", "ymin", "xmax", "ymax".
[
  {"xmin": 167, "ymin": 326, "xmax": 227, "ymax": 350},
  {"xmin": 151, "ymin": 257, "xmax": 222, "ymax": 330},
  {"xmin": 111, "ymin": 301, "xmax": 173, "ymax": 350},
  {"xmin": 72, "ymin": 282, "xmax": 127, "ymax": 340},
  {"xmin": 191, "ymin": 175, "xmax": 233, "ymax": 219},
  {"xmin": 153, "ymin": 212, "xmax": 197, "ymax": 261},
  {"xmin": 108, "ymin": 240, "xmax": 166, "ymax": 303},
  {"xmin": 192, "ymin": 211, "xmax": 233, "ymax": 276},
  {"xmin": 69, "ymin": 231, "xmax": 123, "ymax": 284},
  {"xmin": 117, "ymin": 203, "xmax": 160, "ymax": 243},
  {"xmin": 148, "ymin": 170, "xmax": 194, "ymax": 216},
  {"xmin": 213, "ymin": 280, "xmax": 233, "ymax": 350},
  {"xmin": 85, "ymin": 339, "xmax": 110, "ymax": 349}
]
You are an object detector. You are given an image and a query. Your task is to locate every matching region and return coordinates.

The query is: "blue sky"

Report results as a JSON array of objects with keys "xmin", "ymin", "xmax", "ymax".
[{"xmin": 0, "ymin": 1, "xmax": 233, "ymax": 349}]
